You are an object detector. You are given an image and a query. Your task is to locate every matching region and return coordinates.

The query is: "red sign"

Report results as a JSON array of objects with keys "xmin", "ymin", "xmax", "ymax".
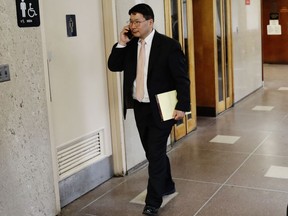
[{"xmin": 245, "ymin": 0, "xmax": 250, "ymax": 5}]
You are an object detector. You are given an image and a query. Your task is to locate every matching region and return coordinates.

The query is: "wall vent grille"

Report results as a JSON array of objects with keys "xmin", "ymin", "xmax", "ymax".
[{"xmin": 57, "ymin": 130, "xmax": 104, "ymax": 180}]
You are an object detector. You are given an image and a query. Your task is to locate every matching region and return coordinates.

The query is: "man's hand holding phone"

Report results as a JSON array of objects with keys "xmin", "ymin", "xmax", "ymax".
[
  {"xmin": 119, "ymin": 26, "xmax": 133, "ymax": 46},
  {"xmin": 125, "ymin": 29, "xmax": 133, "ymax": 39}
]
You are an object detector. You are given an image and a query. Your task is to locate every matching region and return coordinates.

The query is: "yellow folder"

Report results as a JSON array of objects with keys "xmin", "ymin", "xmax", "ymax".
[{"xmin": 155, "ymin": 90, "xmax": 177, "ymax": 121}]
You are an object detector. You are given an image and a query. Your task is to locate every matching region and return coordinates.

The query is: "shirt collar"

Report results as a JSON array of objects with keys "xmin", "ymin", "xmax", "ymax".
[{"xmin": 138, "ymin": 29, "xmax": 155, "ymax": 45}]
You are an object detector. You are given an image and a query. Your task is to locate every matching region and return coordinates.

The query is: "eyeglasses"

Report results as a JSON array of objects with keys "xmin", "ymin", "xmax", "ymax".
[{"xmin": 128, "ymin": 19, "xmax": 147, "ymax": 27}]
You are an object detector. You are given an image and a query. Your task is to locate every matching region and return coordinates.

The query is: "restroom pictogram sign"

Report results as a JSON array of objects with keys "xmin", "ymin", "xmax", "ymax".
[{"xmin": 16, "ymin": 0, "xmax": 40, "ymax": 27}]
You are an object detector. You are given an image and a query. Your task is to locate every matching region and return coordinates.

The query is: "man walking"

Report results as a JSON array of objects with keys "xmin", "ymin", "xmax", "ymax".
[{"xmin": 108, "ymin": 3, "xmax": 190, "ymax": 215}]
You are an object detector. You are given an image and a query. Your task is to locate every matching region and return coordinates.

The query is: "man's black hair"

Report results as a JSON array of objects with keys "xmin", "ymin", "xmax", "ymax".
[{"xmin": 128, "ymin": 3, "xmax": 154, "ymax": 21}]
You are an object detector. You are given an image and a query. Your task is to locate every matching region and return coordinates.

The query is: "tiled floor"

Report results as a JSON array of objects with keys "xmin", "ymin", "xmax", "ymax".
[{"xmin": 59, "ymin": 64, "xmax": 288, "ymax": 216}]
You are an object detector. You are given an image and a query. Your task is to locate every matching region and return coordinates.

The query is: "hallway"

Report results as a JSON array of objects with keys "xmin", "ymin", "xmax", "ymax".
[{"xmin": 59, "ymin": 64, "xmax": 288, "ymax": 216}]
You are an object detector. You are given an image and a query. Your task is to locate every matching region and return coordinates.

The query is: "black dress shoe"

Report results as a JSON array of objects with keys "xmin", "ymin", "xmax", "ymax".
[
  {"xmin": 162, "ymin": 188, "xmax": 176, "ymax": 196},
  {"xmin": 142, "ymin": 205, "xmax": 159, "ymax": 216}
]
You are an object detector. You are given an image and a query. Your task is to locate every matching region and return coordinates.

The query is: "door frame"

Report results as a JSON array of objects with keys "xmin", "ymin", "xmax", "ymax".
[
  {"xmin": 40, "ymin": 0, "xmax": 126, "ymax": 212},
  {"xmin": 216, "ymin": 0, "xmax": 234, "ymax": 114},
  {"xmin": 102, "ymin": 0, "xmax": 127, "ymax": 177},
  {"xmin": 164, "ymin": 0, "xmax": 197, "ymax": 141}
]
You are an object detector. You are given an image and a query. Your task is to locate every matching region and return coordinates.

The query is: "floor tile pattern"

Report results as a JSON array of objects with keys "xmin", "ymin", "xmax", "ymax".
[
  {"xmin": 252, "ymin": 105, "xmax": 274, "ymax": 111},
  {"xmin": 278, "ymin": 87, "xmax": 288, "ymax": 91},
  {"xmin": 130, "ymin": 189, "xmax": 178, "ymax": 207},
  {"xmin": 59, "ymin": 64, "xmax": 288, "ymax": 216},
  {"xmin": 209, "ymin": 135, "xmax": 240, "ymax": 144},
  {"xmin": 265, "ymin": 165, "xmax": 288, "ymax": 179}
]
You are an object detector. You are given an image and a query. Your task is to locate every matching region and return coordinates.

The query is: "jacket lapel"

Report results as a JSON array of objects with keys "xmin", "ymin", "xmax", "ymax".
[
  {"xmin": 148, "ymin": 31, "xmax": 161, "ymax": 75},
  {"xmin": 129, "ymin": 38, "xmax": 139, "ymax": 80}
]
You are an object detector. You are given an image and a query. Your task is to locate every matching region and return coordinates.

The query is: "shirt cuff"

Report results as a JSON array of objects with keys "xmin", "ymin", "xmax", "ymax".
[{"xmin": 116, "ymin": 43, "xmax": 126, "ymax": 48}]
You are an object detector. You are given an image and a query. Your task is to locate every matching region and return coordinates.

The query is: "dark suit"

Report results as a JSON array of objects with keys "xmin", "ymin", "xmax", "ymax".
[{"xmin": 108, "ymin": 30, "xmax": 190, "ymax": 208}]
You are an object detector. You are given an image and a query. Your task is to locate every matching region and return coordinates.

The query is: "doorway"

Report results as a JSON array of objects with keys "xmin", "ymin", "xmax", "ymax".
[
  {"xmin": 216, "ymin": 0, "xmax": 234, "ymax": 113},
  {"xmin": 164, "ymin": 0, "xmax": 197, "ymax": 141},
  {"xmin": 262, "ymin": 0, "xmax": 288, "ymax": 64},
  {"xmin": 192, "ymin": 0, "xmax": 234, "ymax": 117},
  {"xmin": 42, "ymin": 0, "xmax": 114, "ymax": 207}
]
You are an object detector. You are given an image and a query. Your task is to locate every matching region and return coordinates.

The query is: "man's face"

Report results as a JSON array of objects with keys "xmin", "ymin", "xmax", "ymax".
[{"xmin": 129, "ymin": 13, "xmax": 153, "ymax": 39}]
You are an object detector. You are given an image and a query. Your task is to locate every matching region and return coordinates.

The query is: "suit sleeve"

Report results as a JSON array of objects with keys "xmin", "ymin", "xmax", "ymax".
[
  {"xmin": 169, "ymin": 42, "xmax": 191, "ymax": 112},
  {"xmin": 108, "ymin": 43, "xmax": 126, "ymax": 72}
]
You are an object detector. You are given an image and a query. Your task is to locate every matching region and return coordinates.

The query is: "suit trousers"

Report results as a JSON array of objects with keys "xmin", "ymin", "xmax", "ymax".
[{"xmin": 133, "ymin": 100, "xmax": 175, "ymax": 208}]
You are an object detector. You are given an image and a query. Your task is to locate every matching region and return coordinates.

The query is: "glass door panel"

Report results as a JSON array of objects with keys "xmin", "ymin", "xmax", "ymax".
[
  {"xmin": 224, "ymin": 0, "xmax": 233, "ymax": 108},
  {"xmin": 182, "ymin": 0, "xmax": 196, "ymax": 133},
  {"xmin": 165, "ymin": 0, "xmax": 196, "ymax": 141},
  {"xmin": 216, "ymin": 0, "xmax": 225, "ymax": 113},
  {"xmin": 216, "ymin": 0, "xmax": 233, "ymax": 113},
  {"xmin": 172, "ymin": 0, "xmax": 186, "ymax": 141},
  {"xmin": 170, "ymin": 0, "xmax": 179, "ymax": 41}
]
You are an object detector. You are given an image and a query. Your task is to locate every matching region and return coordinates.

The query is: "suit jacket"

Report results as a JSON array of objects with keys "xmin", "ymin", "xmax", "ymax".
[{"xmin": 108, "ymin": 30, "xmax": 190, "ymax": 125}]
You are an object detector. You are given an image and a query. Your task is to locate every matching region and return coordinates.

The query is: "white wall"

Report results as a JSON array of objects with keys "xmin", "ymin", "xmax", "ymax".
[
  {"xmin": 43, "ymin": 0, "xmax": 112, "ymax": 156},
  {"xmin": 231, "ymin": 0, "xmax": 263, "ymax": 102},
  {"xmin": 43, "ymin": 0, "xmax": 113, "ymax": 206},
  {"xmin": 0, "ymin": 0, "xmax": 57, "ymax": 215},
  {"xmin": 114, "ymin": 0, "xmax": 166, "ymax": 170}
]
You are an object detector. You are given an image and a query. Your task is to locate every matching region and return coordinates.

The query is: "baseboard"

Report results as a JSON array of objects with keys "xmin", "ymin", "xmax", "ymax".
[
  {"xmin": 196, "ymin": 106, "xmax": 217, "ymax": 117},
  {"xmin": 59, "ymin": 156, "xmax": 113, "ymax": 207}
]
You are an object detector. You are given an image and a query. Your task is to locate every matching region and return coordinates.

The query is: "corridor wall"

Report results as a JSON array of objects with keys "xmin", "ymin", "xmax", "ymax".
[
  {"xmin": 0, "ymin": 0, "xmax": 57, "ymax": 216},
  {"xmin": 231, "ymin": 0, "xmax": 263, "ymax": 102}
]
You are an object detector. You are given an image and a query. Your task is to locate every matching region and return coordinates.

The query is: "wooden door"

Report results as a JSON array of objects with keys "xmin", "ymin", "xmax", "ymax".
[
  {"xmin": 193, "ymin": 0, "xmax": 233, "ymax": 116},
  {"xmin": 43, "ymin": 0, "xmax": 113, "ymax": 206},
  {"xmin": 216, "ymin": 0, "xmax": 234, "ymax": 113},
  {"xmin": 165, "ymin": 0, "xmax": 197, "ymax": 141},
  {"xmin": 262, "ymin": 0, "xmax": 288, "ymax": 63}
]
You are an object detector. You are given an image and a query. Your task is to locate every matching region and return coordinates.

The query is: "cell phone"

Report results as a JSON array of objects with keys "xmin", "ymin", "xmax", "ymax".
[{"xmin": 125, "ymin": 29, "xmax": 133, "ymax": 39}]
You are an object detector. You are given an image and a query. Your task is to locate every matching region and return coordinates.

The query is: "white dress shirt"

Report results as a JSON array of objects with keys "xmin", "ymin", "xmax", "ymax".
[
  {"xmin": 116, "ymin": 29, "xmax": 155, "ymax": 103},
  {"xmin": 132, "ymin": 29, "xmax": 155, "ymax": 102}
]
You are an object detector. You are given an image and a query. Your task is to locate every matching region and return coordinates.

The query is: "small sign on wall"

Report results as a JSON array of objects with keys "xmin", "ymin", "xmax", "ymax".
[
  {"xmin": 267, "ymin": 20, "xmax": 282, "ymax": 35},
  {"xmin": 267, "ymin": 12, "xmax": 281, "ymax": 35},
  {"xmin": 66, "ymin": 15, "xmax": 77, "ymax": 37},
  {"xmin": 270, "ymin": 13, "xmax": 279, "ymax": 20},
  {"xmin": 245, "ymin": 0, "xmax": 250, "ymax": 5},
  {"xmin": 16, "ymin": 0, "xmax": 40, "ymax": 27}
]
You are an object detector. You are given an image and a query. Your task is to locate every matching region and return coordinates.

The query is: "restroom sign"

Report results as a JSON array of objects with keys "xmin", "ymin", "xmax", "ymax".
[{"xmin": 16, "ymin": 0, "xmax": 40, "ymax": 27}]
